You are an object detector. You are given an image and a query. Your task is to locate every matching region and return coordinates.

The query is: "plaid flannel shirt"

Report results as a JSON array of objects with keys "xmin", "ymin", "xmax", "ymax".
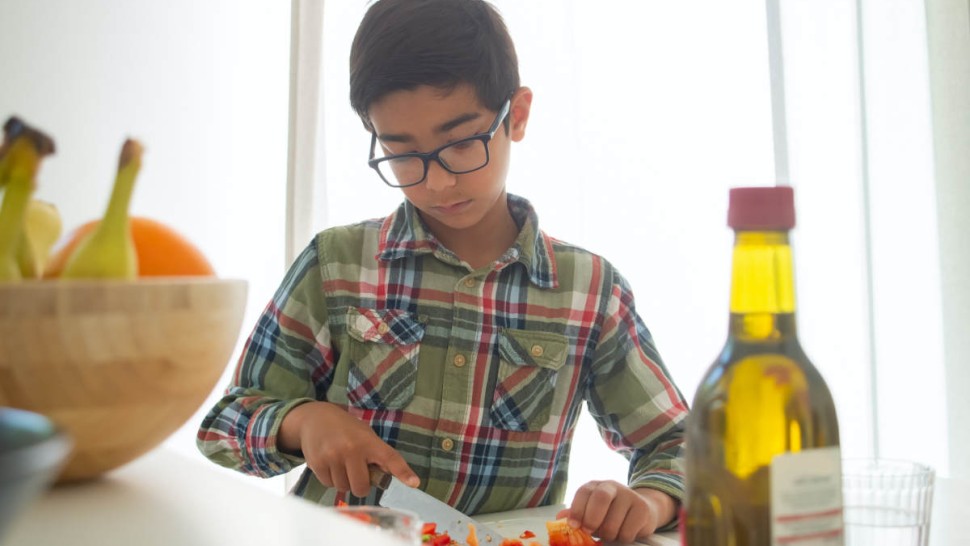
[{"xmin": 198, "ymin": 194, "xmax": 688, "ymax": 518}]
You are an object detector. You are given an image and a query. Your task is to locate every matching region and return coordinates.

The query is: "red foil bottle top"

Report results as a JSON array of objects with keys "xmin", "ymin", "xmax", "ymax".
[{"xmin": 728, "ymin": 186, "xmax": 796, "ymax": 230}]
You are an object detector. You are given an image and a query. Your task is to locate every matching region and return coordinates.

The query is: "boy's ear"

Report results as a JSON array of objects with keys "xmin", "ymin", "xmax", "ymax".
[{"xmin": 509, "ymin": 86, "xmax": 533, "ymax": 142}]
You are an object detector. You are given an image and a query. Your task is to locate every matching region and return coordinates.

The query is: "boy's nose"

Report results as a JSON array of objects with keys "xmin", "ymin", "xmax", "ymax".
[{"xmin": 424, "ymin": 160, "xmax": 457, "ymax": 191}]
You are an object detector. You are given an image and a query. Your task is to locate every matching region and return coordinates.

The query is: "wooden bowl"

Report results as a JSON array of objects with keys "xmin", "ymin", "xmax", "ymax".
[{"xmin": 0, "ymin": 278, "xmax": 247, "ymax": 482}]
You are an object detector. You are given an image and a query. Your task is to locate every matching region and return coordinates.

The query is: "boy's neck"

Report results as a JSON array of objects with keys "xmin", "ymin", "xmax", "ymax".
[{"xmin": 421, "ymin": 196, "xmax": 519, "ymax": 270}]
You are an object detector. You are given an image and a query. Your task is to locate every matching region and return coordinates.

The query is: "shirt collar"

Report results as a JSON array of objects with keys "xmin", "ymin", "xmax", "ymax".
[{"xmin": 377, "ymin": 193, "xmax": 558, "ymax": 289}]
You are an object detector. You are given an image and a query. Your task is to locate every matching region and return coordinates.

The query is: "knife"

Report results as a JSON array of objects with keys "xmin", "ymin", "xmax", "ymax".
[{"xmin": 369, "ymin": 468, "xmax": 505, "ymax": 544}]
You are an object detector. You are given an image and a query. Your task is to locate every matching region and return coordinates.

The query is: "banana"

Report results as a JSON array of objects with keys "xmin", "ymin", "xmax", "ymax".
[
  {"xmin": 0, "ymin": 117, "xmax": 56, "ymax": 282},
  {"xmin": 15, "ymin": 199, "xmax": 62, "ymax": 278},
  {"xmin": 61, "ymin": 139, "xmax": 143, "ymax": 279}
]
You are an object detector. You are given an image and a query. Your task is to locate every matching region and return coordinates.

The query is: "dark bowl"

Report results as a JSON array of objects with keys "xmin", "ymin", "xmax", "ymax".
[{"xmin": 0, "ymin": 407, "xmax": 72, "ymax": 541}]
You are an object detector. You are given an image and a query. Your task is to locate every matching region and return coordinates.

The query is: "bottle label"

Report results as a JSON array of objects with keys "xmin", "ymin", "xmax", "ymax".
[{"xmin": 770, "ymin": 446, "xmax": 844, "ymax": 545}]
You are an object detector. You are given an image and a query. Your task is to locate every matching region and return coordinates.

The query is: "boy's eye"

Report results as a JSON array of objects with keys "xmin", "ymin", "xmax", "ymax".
[{"xmin": 448, "ymin": 140, "xmax": 474, "ymax": 151}]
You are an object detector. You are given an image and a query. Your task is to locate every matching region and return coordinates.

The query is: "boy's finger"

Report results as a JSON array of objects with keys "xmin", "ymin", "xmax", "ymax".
[
  {"xmin": 618, "ymin": 506, "xmax": 649, "ymax": 545},
  {"xmin": 568, "ymin": 482, "xmax": 596, "ymax": 529},
  {"xmin": 329, "ymin": 460, "xmax": 352, "ymax": 493},
  {"xmin": 595, "ymin": 494, "xmax": 630, "ymax": 541},
  {"xmin": 310, "ymin": 459, "xmax": 334, "ymax": 489},
  {"xmin": 346, "ymin": 458, "xmax": 373, "ymax": 498},
  {"xmin": 579, "ymin": 482, "xmax": 616, "ymax": 533},
  {"xmin": 378, "ymin": 447, "xmax": 420, "ymax": 488}
]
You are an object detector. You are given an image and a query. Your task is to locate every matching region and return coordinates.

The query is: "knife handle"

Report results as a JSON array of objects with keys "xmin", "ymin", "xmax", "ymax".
[{"xmin": 368, "ymin": 465, "xmax": 392, "ymax": 490}]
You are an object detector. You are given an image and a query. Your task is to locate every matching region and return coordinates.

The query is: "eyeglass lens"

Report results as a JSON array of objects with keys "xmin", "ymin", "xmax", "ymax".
[{"xmin": 374, "ymin": 139, "xmax": 488, "ymax": 187}]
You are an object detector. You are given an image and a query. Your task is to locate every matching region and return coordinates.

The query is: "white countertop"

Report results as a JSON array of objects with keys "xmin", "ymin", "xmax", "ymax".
[
  {"xmin": 4, "ymin": 447, "xmax": 969, "ymax": 545},
  {"xmin": 2, "ymin": 448, "xmax": 402, "ymax": 545}
]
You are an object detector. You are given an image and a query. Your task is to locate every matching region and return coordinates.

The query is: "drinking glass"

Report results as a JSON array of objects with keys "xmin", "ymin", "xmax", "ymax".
[{"xmin": 842, "ymin": 459, "xmax": 934, "ymax": 546}]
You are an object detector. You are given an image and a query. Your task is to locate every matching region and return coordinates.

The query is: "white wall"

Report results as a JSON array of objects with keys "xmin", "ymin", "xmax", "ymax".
[{"xmin": 0, "ymin": 1, "xmax": 291, "ymax": 488}]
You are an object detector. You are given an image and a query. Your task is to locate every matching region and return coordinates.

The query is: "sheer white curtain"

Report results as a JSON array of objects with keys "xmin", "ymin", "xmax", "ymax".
[
  {"xmin": 2, "ymin": 0, "xmax": 960, "ymax": 501},
  {"xmin": 285, "ymin": 0, "xmax": 970, "ymax": 493},
  {"xmin": 925, "ymin": 0, "xmax": 970, "ymax": 481},
  {"xmin": 292, "ymin": 0, "xmax": 777, "ymax": 496}
]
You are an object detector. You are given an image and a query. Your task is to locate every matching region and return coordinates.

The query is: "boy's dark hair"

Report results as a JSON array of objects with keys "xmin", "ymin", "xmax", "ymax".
[{"xmin": 350, "ymin": 0, "xmax": 519, "ymax": 130}]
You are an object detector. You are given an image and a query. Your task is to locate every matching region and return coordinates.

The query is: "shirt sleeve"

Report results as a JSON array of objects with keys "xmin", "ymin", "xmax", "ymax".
[
  {"xmin": 585, "ymin": 266, "xmax": 689, "ymax": 528},
  {"xmin": 196, "ymin": 240, "xmax": 335, "ymax": 478}
]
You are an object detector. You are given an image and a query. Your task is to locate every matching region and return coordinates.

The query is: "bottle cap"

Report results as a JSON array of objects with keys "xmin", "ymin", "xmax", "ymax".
[{"xmin": 728, "ymin": 186, "xmax": 795, "ymax": 230}]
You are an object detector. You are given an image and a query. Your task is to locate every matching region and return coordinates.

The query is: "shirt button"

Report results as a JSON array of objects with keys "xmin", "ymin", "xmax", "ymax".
[
  {"xmin": 441, "ymin": 438, "xmax": 455, "ymax": 452},
  {"xmin": 377, "ymin": 323, "xmax": 390, "ymax": 334},
  {"xmin": 531, "ymin": 344, "xmax": 545, "ymax": 357},
  {"xmin": 463, "ymin": 278, "xmax": 476, "ymax": 288},
  {"xmin": 453, "ymin": 354, "xmax": 467, "ymax": 367}
]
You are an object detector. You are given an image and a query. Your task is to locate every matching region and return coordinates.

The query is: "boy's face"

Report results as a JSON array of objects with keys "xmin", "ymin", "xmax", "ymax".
[{"xmin": 367, "ymin": 83, "xmax": 532, "ymax": 237}]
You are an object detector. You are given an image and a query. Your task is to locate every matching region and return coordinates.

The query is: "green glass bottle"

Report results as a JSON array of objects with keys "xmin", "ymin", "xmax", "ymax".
[{"xmin": 684, "ymin": 186, "xmax": 843, "ymax": 546}]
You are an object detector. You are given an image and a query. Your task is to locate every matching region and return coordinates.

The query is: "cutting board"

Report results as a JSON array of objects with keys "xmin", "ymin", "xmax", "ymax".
[{"xmin": 475, "ymin": 505, "xmax": 680, "ymax": 546}]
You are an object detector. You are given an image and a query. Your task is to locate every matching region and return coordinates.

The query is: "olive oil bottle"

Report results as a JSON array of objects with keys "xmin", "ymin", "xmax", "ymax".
[{"xmin": 684, "ymin": 186, "xmax": 843, "ymax": 546}]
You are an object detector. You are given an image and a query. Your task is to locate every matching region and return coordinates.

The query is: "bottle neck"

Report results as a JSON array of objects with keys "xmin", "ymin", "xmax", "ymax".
[{"xmin": 728, "ymin": 230, "xmax": 798, "ymax": 340}]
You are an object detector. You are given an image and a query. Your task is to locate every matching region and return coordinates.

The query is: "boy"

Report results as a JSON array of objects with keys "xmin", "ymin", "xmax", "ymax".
[{"xmin": 198, "ymin": 0, "xmax": 688, "ymax": 541}]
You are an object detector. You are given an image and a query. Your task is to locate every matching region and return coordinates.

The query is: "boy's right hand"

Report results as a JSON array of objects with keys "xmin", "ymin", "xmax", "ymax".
[{"xmin": 279, "ymin": 401, "xmax": 420, "ymax": 497}]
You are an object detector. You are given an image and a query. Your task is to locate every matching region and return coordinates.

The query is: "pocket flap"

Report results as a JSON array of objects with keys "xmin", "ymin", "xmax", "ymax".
[
  {"xmin": 346, "ymin": 307, "xmax": 425, "ymax": 345},
  {"xmin": 497, "ymin": 329, "xmax": 568, "ymax": 370}
]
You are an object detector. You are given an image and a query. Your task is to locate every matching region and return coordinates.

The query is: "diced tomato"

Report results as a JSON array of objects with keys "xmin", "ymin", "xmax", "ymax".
[
  {"xmin": 498, "ymin": 540, "xmax": 524, "ymax": 546},
  {"xmin": 546, "ymin": 518, "xmax": 601, "ymax": 546},
  {"xmin": 419, "ymin": 520, "xmax": 454, "ymax": 546},
  {"xmin": 520, "ymin": 530, "xmax": 536, "ymax": 539}
]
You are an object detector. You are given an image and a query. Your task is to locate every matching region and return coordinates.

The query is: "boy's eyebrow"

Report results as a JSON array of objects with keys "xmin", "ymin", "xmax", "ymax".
[
  {"xmin": 436, "ymin": 111, "xmax": 481, "ymax": 133},
  {"xmin": 378, "ymin": 111, "xmax": 483, "ymax": 143}
]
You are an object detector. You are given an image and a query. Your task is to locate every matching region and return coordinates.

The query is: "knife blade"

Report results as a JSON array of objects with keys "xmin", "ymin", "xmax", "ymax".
[{"xmin": 370, "ymin": 468, "xmax": 505, "ymax": 543}]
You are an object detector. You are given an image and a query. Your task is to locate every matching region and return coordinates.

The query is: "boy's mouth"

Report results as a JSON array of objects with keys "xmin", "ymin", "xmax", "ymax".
[{"xmin": 432, "ymin": 199, "xmax": 472, "ymax": 215}]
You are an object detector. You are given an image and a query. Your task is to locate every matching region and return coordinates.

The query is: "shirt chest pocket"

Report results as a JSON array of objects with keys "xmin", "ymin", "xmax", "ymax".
[
  {"xmin": 490, "ymin": 329, "xmax": 569, "ymax": 432},
  {"xmin": 345, "ymin": 307, "xmax": 425, "ymax": 410}
]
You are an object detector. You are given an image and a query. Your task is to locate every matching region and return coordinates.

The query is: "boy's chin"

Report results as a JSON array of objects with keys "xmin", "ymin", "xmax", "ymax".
[{"xmin": 422, "ymin": 211, "xmax": 481, "ymax": 232}]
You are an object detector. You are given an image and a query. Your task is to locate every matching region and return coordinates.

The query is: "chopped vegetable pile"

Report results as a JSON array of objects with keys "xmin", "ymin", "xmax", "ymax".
[
  {"xmin": 335, "ymin": 501, "xmax": 601, "ymax": 546},
  {"xmin": 417, "ymin": 518, "xmax": 600, "ymax": 546}
]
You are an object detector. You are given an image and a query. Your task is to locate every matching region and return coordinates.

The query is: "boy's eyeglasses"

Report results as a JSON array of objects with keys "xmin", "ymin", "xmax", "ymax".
[{"xmin": 367, "ymin": 99, "xmax": 511, "ymax": 188}]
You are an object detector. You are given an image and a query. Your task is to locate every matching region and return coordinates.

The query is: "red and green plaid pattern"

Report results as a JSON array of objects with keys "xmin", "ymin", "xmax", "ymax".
[{"xmin": 197, "ymin": 194, "xmax": 688, "ymax": 521}]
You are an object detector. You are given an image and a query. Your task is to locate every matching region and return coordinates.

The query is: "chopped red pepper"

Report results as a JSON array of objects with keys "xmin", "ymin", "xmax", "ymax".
[
  {"xmin": 547, "ymin": 518, "xmax": 601, "ymax": 546},
  {"xmin": 520, "ymin": 530, "xmax": 536, "ymax": 539}
]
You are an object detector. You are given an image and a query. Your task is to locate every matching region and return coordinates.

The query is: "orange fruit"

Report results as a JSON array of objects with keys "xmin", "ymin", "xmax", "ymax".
[{"xmin": 45, "ymin": 216, "xmax": 216, "ymax": 278}]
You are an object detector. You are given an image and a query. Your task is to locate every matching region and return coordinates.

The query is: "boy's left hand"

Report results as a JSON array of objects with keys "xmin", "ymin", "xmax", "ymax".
[{"xmin": 556, "ymin": 480, "xmax": 676, "ymax": 543}]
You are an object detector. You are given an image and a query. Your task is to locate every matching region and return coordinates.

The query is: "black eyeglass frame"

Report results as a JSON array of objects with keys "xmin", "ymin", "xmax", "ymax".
[{"xmin": 367, "ymin": 98, "xmax": 512, "ymax": 188}]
